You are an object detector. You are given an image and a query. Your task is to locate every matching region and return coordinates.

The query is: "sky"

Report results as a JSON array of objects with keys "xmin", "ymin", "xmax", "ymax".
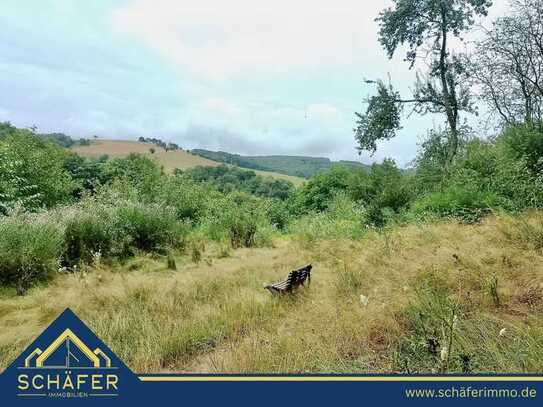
[{"xmin": 0, "ymin": 0, "xmax": 510, "ymax": 167}]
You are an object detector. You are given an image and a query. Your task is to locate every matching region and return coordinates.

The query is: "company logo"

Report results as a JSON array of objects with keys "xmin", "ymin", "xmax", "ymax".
[
  {"xmin": 18, "ymin": 328, "xmax": 118, "ymax": 398},
  {"xmin": 0, "ymin": 309, "xmax": 140, "ymax": 401}
]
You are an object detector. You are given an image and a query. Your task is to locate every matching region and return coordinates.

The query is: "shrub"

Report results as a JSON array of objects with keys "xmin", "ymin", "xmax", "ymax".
[
  {"xmin": 103, "ymin": 154, "xmax": 163, "ymax": 200},
  {"xmin": 62, "ymin": 198, "xmax": 189, "ymax": 265},
  {"xmin": 156, "ymin": 176, "xmax": 214, "ymax": 222},
  {"xmin": 199, "ymin": 192, "xmax": 271, "ymax": 248},
  {"xmin": 349, "ymin": 159, "xmax": 412, "ymax": 226},
  {"xmin": 410, "ymin": 184, "xmax": 505, "ymax": 223},
  {"xmin": 289, "ymin": 194, "xmax": 365, "ymax": 242},
  {"xmin": 0, "ymin": 214, "xmax": 63, "ymax": 293},
  {"xmin": 62, "ymin": 205, "xmax": 121, "ymax": 266},
  {"xmin": 115, "ymin": 202, "xmax": 183, "ymax": 253},
  {"xmin": 500, "ymin": 124, "xmax": 543, "ymax": 177},
  {"xmin": 394, "ymin": 282, "xmax": 459, "ymax": 373},
  {"xmin": 291, "ymin": 166, "xmax": 352, "ymax": 213},
  {"xmin": 266, "ymin": 199, "xmax": 291, "ymax": 230},
  {"xmin": 184, "ymin": 165, "xmax": 294, "ymax": 200},
  {"xmin": 0, "ymin": 131, "xmax": 75, "ymax": 212}
]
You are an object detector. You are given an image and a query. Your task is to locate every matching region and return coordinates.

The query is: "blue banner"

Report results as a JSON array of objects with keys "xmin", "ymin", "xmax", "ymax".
[{"xmin": 0, "ymin": 309, "xmax": 540, "ymax": 406}]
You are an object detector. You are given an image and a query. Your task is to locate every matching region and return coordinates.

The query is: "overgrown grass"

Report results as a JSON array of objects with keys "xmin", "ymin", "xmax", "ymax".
[
  {"xmin": 289, "ymin": 194, "xmax": 366, "ymax": 244},
  {"xmin": 409, "ymin": 185, "xmax": 505, "ymax": 224},
  {"xmin": 1, "ymin": 213, "xmax": 542, "ymax": 373}
]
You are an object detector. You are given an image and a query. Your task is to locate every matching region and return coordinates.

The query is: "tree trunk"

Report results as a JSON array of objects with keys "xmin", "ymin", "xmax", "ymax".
[{"xmin": 439, "ymin": 5, "xmax": 459, "ymax": 164}]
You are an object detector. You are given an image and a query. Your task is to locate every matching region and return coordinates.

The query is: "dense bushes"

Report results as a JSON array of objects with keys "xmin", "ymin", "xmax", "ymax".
[
  {"xmin": 62, "ymin": 200, "xmax": 189, "ymax": 266},
  {"xmin": 0, "ymin": 130, "xmax": 75, "ymax": 213},
  {"xmin": 0, "ymin": 199, "xmax": 191, "ymax": 290},
  {"xmin": 1, "ymin": 121, "xmax": 543, "ymax": 293},
  {"xmin": 409, "ymin": 185, "xmax": 504, "ymax": 223},
  {"xmin": 115, "ymin": 202, "xmax": 183, "ymax": 253},
  {"xmin": 289, "ymin": 194, "xmax": 365, "ymax": 242},
  {"xmin": 62, "ymin": 206, "xmax": 118, "ymax": 265},
  {"xmin": 198, "ymin": 192, "xmax": 272, "ymax": 248},
  {"xmin": 182, "ymin": 165, "xmax": 294, "ymax": 200},
  {"xmin": 0, "ymin": 214, "xmax": 63, "ymax": 293},
  {"xmin": 402, "ymin": 125, "xmax": 543, "ymax": 222},
  {"xmin": 289, "ymin": 159, "xmax": 410, "ymax": 226}
]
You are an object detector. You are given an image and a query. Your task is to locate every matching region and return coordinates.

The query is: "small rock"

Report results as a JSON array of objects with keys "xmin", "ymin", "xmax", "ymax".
[{"xmin": 499, "ymin": 328, "xmax": 507, "ymax": 337}]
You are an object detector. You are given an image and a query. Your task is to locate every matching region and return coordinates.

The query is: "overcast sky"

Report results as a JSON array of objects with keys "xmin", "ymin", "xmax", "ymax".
[{"xmin": 0, "ymin": 0, "xmax": 509, "ymax": 166}]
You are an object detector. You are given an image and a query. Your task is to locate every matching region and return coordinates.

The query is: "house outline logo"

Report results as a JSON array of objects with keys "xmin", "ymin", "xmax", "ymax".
[
  {"xmin": 0, "ymin": 308, "xmax": 143, "ymax": 402},
  {"xmin": 24, "ymin": 328, "xmax": 112, "ymax": 369}
]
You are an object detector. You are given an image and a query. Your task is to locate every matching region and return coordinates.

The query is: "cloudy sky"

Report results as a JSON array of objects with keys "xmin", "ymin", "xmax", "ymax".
[{"xmin": 0, "ymin": 0, "xmax": 509, "ymax": 166}]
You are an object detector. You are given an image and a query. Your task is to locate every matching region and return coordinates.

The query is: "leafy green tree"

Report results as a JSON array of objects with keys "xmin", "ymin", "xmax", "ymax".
[
  {"xmin": 104, "ymin": 153, "xmax": 163, "ymax": 199},
  {"xmin": 291, "ymin": 166, "xmax": 352, "ymax": 212},
  {"xmin": 0, "ymin": 130, "xmax": 75, "ymax": 213},
  {"xmin": 63, "ymin": 154, "xmax": 110, "ymax": 197},
  {"xmin": 355, "ymin": 0, "xmax": 492, "ymax": 162},
  {"xmin": 183, "ymin": 165, "xmax": 294, "ymax": 200}
]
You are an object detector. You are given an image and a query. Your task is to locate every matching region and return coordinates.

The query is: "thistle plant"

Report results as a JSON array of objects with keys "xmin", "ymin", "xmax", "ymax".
[{"xmin": 488, "ymin": 274, "xmax": 500, "ymax": 307}]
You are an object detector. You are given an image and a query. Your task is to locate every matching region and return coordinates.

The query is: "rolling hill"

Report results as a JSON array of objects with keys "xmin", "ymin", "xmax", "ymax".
[
  {"xmin": 73, "ymin": 140, "xmax": 305, "ymax": 185},
  {"xmin": 191, "ymin": 149, "xmax": 370, "ymax": 178}
]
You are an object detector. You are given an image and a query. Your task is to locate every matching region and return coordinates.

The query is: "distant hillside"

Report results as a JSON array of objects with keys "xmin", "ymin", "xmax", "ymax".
[
  {"xmin": 191, "ymin": 149, "xmax": 370, "ymax": 178},
  {"xmin": 73, "ymin": 140, "xmax": 305, "ymax": 185}
]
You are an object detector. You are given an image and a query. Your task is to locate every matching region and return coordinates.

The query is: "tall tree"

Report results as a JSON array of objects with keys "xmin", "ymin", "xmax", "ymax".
[
  {"xmin": 355, "ymin": 0, "xmax": 492, "ymax": 162},
  {"xmin": 468, "ymin": 0, "xmax": 543, "ymax": 126}
]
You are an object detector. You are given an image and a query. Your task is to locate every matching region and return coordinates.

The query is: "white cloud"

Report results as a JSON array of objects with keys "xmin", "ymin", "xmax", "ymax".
[
  {"xmin": 110, "ymin": 0, "xmax": 383, "ymax": 80},
  {"xmin": 110, "ymin": 0, "xmax": 496, "ymax": 166}
]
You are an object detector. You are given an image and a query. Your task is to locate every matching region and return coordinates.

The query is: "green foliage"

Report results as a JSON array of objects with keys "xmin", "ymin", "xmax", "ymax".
[
  {"xmin": 0, "ymin": 129, "xmax": 75, "ymax": 213},
  {"xmin": 290, "ymin": 166, "xmax": 352, "ymax": 213},
  {"xmin": 410, "ymin": 184, "xmax": 502, "ymax": 223},
  {"xmin": 354, "ymin": 81, "xmax": 403, "ymax": 154},
  {"xmin": 63, "ymin": 154, "xmax": 111, "ymax": 197},
  {"xmin": 0, "ymin": 122, "xmax": 18, "ymax": 139},
  {"xmin": 291, "ymin": 159, "xmax": 411, "ymax": 227},
  {"xmin": 61, "ymin": 195, "xmax": 189, "ymax": 266},
  {"xmin": 394, "ymin": 280, "xmax": 460, "ymax": 373},
  {"xmin": 115, "ymin": 202, "xmax": 184, "ymax": 253},
  {"xmin": 156, "ymin": 176, "xmax": 217, "ymax": 222},
  {"xmin": 191, "ymin": 149, "xmax": 369, "ymax": 178},
  {"xmin": 289, "ymin": 193, "xmax": 365, "ymax": 242},
  {"xmin": 62, "ymin": 205, "xmax": 121, "ymax": 266},
  {"xmin": 412, "ymin": 129, "xmax": 453, "ymax": 191},
  {"xmin": 183, "ymin": 165, "xmax": 294, "ymax": 200},
  {"xmin": 349, "ymin": 159, "xmax": 412, "ymax": 226},
  {"xmin": 266, "ymin": 199, "xmax": 291, "ymax": 230},
  {"xmin": 103, "ymin": 154, "xmax": 163, "ymax": 199},
  {"xmin": 357, "ymin": 0, "xmax": 491, "ymax": 159},
  {"xmin": 377, "ymin": 0, "xmax": 492, "ymax": 65},
  {"xmin": 199, "ymin": 192, "xmax": 271, "ymax": 248},
  {"xmin": 500, "ymin": 124, "xmax": 543, "ymax": 178},
  {"xmin": 38, "ymin": 132, "xmax": 75, "ymax": 148},
  {"xmin": 0, "ymin": 214, "xmax": 63, "ymax": 293},
  {"xmin": 410, "ymin": 125, "xmax": 543, "ymax": 221}
]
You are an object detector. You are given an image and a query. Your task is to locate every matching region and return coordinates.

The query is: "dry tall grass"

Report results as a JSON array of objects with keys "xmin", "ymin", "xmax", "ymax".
[{"xmin": 1, "ymin": 213, "xmax": 542, "ymax": 373}]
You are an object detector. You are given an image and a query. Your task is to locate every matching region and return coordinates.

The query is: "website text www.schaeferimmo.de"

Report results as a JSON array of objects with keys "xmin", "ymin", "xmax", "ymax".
[{"xmin": 404, "ymin": 385, "xmax": 537, "ymax": 400}]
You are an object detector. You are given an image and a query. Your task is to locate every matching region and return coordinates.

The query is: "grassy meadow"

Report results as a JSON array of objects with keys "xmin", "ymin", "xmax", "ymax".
[{"xmin": 1, "ymin": 212, "xmax": 542, "ymax": 373}]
